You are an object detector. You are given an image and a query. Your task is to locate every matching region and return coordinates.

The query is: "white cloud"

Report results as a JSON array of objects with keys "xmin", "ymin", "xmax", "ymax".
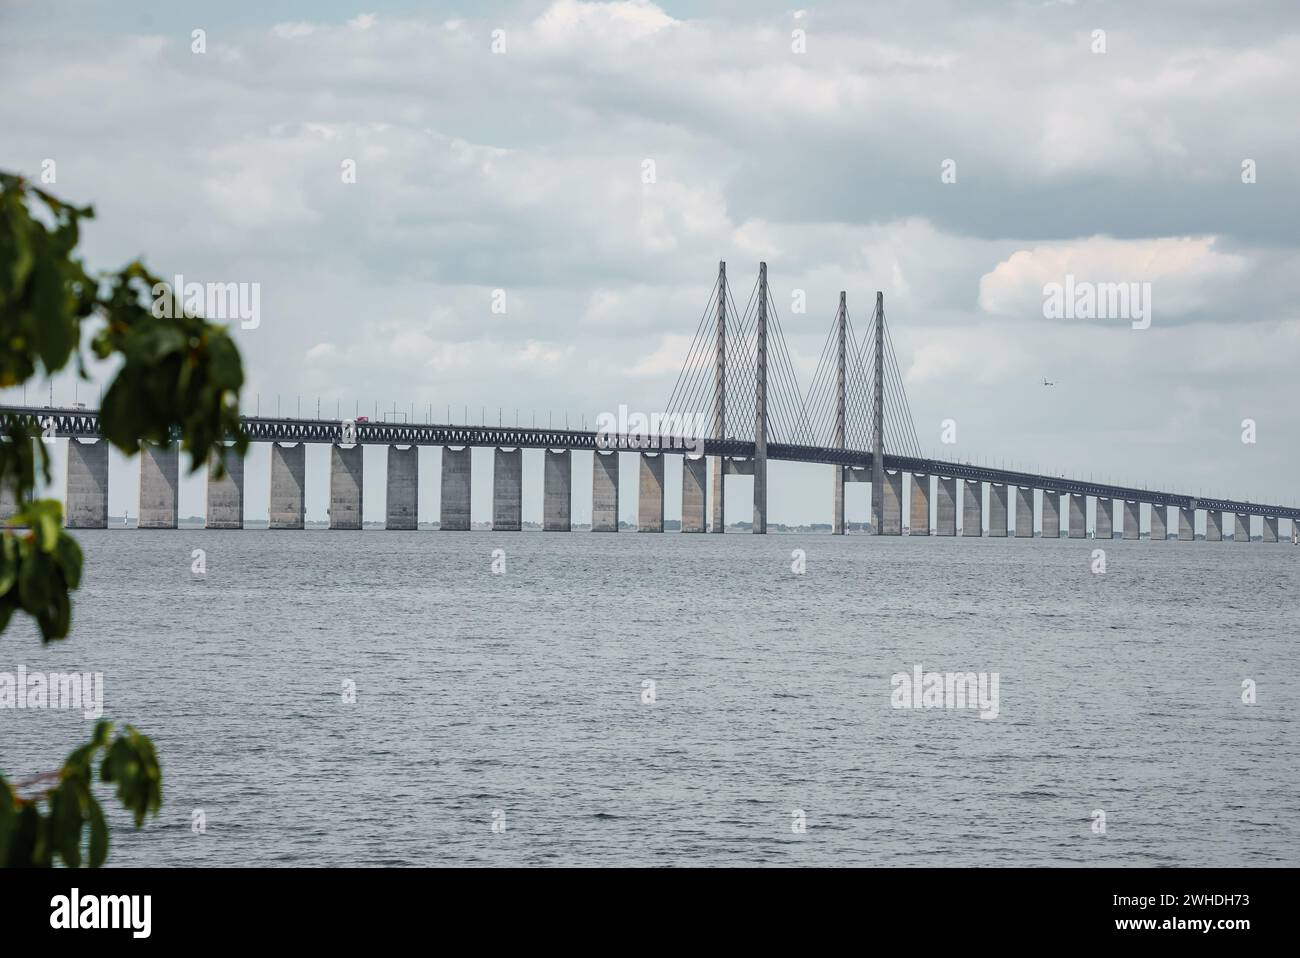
[
  {"xmin": 978, "ymin": 237, "xmax": 1249, "ymax": 322},
  {"xmin": 271, "ymin": 21, "xmax": 316, "ymax": 39}
]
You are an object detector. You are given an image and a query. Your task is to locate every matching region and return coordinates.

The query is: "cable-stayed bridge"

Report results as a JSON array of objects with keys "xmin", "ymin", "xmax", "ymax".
[{"xmin": 2, "ymin": 261, "xmax": 1298, "ymax": 540}]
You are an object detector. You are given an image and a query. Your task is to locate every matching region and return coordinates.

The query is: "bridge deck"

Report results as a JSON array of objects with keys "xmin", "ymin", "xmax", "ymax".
[{"xmin": 4, "ymin": 406, "xmax": 1296, "ymax": 520}]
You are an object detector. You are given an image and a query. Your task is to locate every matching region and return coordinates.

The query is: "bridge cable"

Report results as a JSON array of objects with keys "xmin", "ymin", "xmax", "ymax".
[{"xmin": 662, "ymin": 275, "xmax": 721, "ymax": 428}]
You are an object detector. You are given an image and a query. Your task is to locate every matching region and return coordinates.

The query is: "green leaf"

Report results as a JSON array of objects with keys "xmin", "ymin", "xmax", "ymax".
[
  {"xmin": 54, "ymin": 532, "xmax": 83, "ymax": 590},
  {"xmin": 0, "ymin": 534, "xmax": 16, "ymax": 595},
  {"xmin": 49, "ymin": 784, "xmax": 82, "ymax": 867},
  {"xmin": 30, "ymin": 255, "xmax": 75, "ymax": 373},
  {"xmin": 0, "ymin": 776, "xmax": 14, "ymax": 864},
  {"xmin": 87, "ymin": 796, "xmax": 108, "ymax": 867}
]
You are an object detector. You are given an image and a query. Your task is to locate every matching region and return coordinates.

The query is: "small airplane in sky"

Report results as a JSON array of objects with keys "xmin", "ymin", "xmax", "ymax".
[{"xmin": 1042, "ymin": 378, "xmax": 1055, "ymax": 386}]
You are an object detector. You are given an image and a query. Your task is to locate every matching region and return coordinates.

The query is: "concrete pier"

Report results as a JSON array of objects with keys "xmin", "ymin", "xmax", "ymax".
[
  {"xmin": 961, "ymin": 480, "xmax": 981, "ymax": 536},
  {"xmin": 592, "ymin": 450, "xmax": 619, "ymax": 532},
  {"xmin": 1015, "ymin": 487, "xmax": 1034, "ymax": 537},
  {"xmin": 681, "ymin": 455, "xmax": 706, "ymax": 533},
  {"xmin": 832, "ymin": 466, "xmax": 845, "ymax": 535},
  {"xmin": 1178, "ymin": 507, "xmax": 1194, "ymax": 541},
  {"xmin": 268, "ymin": 442, "xmax": 306, "ymax": 529},
  {"xmin": 1068, "ymin": 494, "xmax": 1086, "ymax": 538},
  {"xmin": 1206, "ymin": 509, "xmax": 1223, "ymax": 542},
  {"xmin": 711, "ymin": 458, "xmax": 726, "ymax": 533},
  {"xmin": 138, "ymin": 442, "xmax": 179, "ymax": 529},
  {"xmin": 988, "ymin": 483, "xmax": 1008, "ymax": 537},
  {"xmin": 328, "ymin": 444, "xmax": 363, "ymax": 530},
  {"xmin": 65, "ymin": 439, "xmax": 108, "ymax": 529},
  {"xmin": 386, "ymin": 445, "xmax": 418, "ymax": 530},
  {"xmin": 936, "ymin": 477, "xmax": 957, "ymax": 536},
  {"xmin": 493, "ymin": 448, "xmax": 523, "ymax": 531},
  {"xmin": 1150, "ymin": 504, "xmax": 1167, "ymax": 541},
  {"xmin": 910, "ymin": 474, "xmax": 930, "ymax": 535},
  {"xmin": 1235, "ymin": 513, "xmax": 1250, "ymax": 542},
  {"xmin": 881, "ymin": 471, "xmax": 903, "ymax": 535},
  {"xmin": 638, "ymin": 452, "xmax": 664, "ymax": 532},
  {"xmin": 543, "ymin": 449, "xmax": 572, "ymax": 532},
  {"xmin": 1041, "ymin": 491, "xmax": 1060, "ymax": 538},
  {"xmin": 206, "ymin": 453, "xmax": 244, "ymax": 529},
  {"xmin": 440, "ymin": 446, "xmax": 471, "ymax": 531},
  {"xmin": 1262, "ymin": 516, "xmax": 1278, "ymax": 542},
  {"xmin": 1123, "ymin": 500, "xmax": 1140, "ymax": 540},
  {"xmin": 1095, "ymin": 497, "xmax": 1113, "ymax": 540}
]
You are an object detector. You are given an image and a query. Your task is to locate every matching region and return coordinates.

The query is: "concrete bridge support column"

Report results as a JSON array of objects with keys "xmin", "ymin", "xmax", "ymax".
[
  {"xmin": 962, "ymin": 480, "xmax": 982, "ymax": 536},
  {"xmin": 1262, "ymin": 516, "xmax": 1278, "ymax": 542},
  {"xmin": 493, "ymin": 448, "xmax": 523, "ymax": 531},
  {"xmin": 65, "ymin": 439, "xmax": 108, "ymax": 529},
  {"xmin": 681, "ymin": 455, "xmax": 706, "ymax": 533},
  {"xmin": 1, "ymin": 437, "xmax": 33, "ymax": 522},
  {"xmin": 592, "ymin": 450, "xmax": 619, "ymax": 532},
  {"xmin": 638, "ymin": 452, "xmax": 664, "ymax": 532},
  {"xmin": 138, "ymin": 442, "xmax": 179, "ymax": 529},
  {"xmin": 832, "ymin": 466, "xmax": 845, "ymax": 535},
  {"xmin": 936, "ymin": 477, "xmax": 957, "ymax": 536},
  {"xmin": 328, "ymin": 444, "xmax": 363, "ymax": 530},
  {"xmin": 1068, "ymin": 494, "xmax": 1086, "ymax": 538},
  {"xmin": 1123, "ymin": 500, "xmax": 1140, "ymax": 540},
  {"xmin": 440, "ymin": 447, "xmax": 471, "ymax": 531},
  {"xmin": 543, "ymin": 450, "xmax": 572, "ymax": 532},
  {"xmin": 1095, "ymin": 497, "xmax": 1113, "ymax": 540},
  {"xmin": 206, "ymin": 453, "xmax": 244, "ymax": 529},
  {"xmin": 711, "ymin": 457, "xmax": 725, "ymax": 534},
  {"xmin": 1041, "ymin": 491, "xmax": 1060, "ymax": 538},
  {"xmin": 1015, "ymin": 487, "xmax": 1034, "ymax": 537},
  {"xmin": 882, "ymin": 471, "xmax": 903, "ymax": 535},
  {"xmin": 1178, "ymin": 507, "xmax": 1195, "ymax": 541},
  {"xmin": 1150, "ymin": 505, "xmax": 1168, "ymax": 541},
  {"xmin": 1206, "ymin": 510, "xmax": 1223, "ymax": 541},
  {"xmin": 1235, "ymin": 513, "xmax": 1250, "ymax": 542},
  {"xmin": 386, "ymin": 446, "xmax": 418, "ymax": 530},
  {"xmin": 988, "ymin": 483, "xmax": 1008, "ymax": 537},
  {"xmin": 910, "ymin": 474, "xmax": 930, "ymax": 535},
  {"xmin": 269, "ymin": 442, "xmax": 305, "ymax": 529}
]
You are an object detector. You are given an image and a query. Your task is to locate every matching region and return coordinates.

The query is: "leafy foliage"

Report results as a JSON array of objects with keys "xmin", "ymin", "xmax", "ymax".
[
  {"xmin": 0, "ymin": 721, "xmax": 162, "ymax": 867},
  {"xmin": 0, "ymin": 498, "xmax": 82, "ymax": 639},
  {"xmin": 92, "ymin": 261, "xmax": 248, "ymax": 475},
  {"xmin": 0, "ymin": 169, "xmax": 247, "ymax": 864}
]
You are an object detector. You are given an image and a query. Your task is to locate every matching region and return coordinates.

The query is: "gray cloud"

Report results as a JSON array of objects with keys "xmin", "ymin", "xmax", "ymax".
[{"xmin": 2, "ymin": 0, "xmax": 1298, "ymax": 520}]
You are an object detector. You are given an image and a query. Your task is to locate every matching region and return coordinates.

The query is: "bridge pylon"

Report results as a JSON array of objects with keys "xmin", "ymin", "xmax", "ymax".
[
  {"xmin": 753, "ymin": 263, "xmax": 768, "ymax": 534},
  {"xmin": 711, "ymin": 260, "xmax": 726, "ymax": 533},
  {"xmin": 871, "ymin": 291, "xmax": 885, "ymax": 534},
  {"xmin": 832, "ymin": 291, "xmax": 847, "ymax": 534}
]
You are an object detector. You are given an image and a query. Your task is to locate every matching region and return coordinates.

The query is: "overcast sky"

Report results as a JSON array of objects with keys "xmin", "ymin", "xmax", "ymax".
[{"xmin": 2, "ymin": 0, "xmax": 1298, "ymax": 526}]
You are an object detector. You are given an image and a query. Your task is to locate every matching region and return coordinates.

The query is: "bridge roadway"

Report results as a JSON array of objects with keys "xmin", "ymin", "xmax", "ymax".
[{"xmin": 4, "ymin": 405, "xmax": 1298, "ymax": 522}]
